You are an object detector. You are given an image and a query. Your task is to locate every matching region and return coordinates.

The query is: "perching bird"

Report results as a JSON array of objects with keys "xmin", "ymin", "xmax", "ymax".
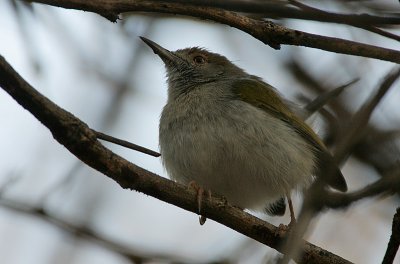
[{"xmin": 140, "ymin": 37, "xmax": 347, "ymax": 224}]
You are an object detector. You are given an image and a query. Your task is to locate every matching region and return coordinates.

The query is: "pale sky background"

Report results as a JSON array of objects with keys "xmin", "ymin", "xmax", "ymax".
[{"xmin": 0, "ymin": 1, "xmax": 399, "ymax": 264}]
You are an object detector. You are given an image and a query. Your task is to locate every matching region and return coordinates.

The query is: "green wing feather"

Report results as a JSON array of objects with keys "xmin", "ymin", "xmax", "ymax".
[{"xmin": 232, "ymin": 79, "xmax": 347, "ymax": 192}]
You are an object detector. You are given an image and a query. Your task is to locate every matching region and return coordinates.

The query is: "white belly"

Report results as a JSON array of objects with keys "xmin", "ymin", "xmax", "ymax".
[{"xmin": 159, "ymin": 99, "xmax": 315, "ymax": 210}]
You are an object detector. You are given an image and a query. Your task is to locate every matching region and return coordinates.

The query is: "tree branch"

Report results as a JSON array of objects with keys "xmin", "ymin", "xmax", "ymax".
[
  {"xmin": 162, "ymin": 0, "xmax": 400, "ymax": 41},
  {"xmin": 0, "ymin": 54, "xmax": 350, "ymax": 264},
  {"xmin": 333, "ymin": 67, "xmax": 400, "ymax": 164},
  {"xmin": 27, "ymin": 0, "xmax": 400, "ymax": 63},
  {"xmin": 0, "ymin": 197, "xmax": 187, "ymax": 263},
  {"xmin": 166, "ymin": 0, "xmax": 400, "ymax": 26},
  {"xmin": 322, "ymin": 173, "xmax": 400, "ymax": 209},
  {"xmin": 287, "ymin": 0, "xmax": 400, "ymax": 42}
]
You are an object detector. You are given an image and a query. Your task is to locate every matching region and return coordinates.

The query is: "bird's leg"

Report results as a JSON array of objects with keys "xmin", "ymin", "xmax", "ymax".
[
  {"xmin": 188, "ymin": 181, "xmax": 211, "ymax": 225},
  {"xmin": 275, "ymin": 193, "xmax": 296, "ymax": 237},
  {"xmin": 199, "ymin": 190, "xmax": 212, "ymax": 225},
  {"xmin": 286, "ymin": 193, "xmax": 296, "ymax": 226}
]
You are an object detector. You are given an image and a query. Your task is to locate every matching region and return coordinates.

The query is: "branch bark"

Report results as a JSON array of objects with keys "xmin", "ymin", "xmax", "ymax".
[
  {"xmin": 0, "ymin": 54, "xmax": 350, "ymax": 264},
  {"xmin": 27, "ymin": 0, "xmax": 400, "ymax": 63}
]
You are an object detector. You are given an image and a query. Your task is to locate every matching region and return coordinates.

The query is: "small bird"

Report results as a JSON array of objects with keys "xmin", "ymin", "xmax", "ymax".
[{"xmin": 140, "ymin": 37, "xmax": 347, "ymax": 225}]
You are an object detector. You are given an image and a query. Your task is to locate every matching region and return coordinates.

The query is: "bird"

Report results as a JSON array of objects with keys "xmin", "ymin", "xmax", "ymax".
[{"xmin": 140, "ymin": 36, "xmax": 347, "ymax": 225}]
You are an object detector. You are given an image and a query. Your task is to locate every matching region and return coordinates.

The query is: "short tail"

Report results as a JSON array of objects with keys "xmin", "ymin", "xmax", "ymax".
[{"xmin": 265, "ymin": 197, "xmax": 286, "ymax": 216}]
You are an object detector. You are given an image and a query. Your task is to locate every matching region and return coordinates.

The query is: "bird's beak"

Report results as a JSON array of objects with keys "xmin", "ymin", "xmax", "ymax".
[{"xmin": 140, "ymin": 37, "xmax": 181, "ymax": 66}]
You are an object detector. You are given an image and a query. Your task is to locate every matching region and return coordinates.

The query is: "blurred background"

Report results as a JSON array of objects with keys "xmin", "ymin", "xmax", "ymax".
[{"xmin": 0, "ymin": 0, "xmax": 399, "ymax": 263}]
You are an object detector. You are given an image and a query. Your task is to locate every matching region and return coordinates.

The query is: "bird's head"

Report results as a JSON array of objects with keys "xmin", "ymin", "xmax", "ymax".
[{"xmin": 140, "ymin": 37, "xmax": 246, "ymax": 99}]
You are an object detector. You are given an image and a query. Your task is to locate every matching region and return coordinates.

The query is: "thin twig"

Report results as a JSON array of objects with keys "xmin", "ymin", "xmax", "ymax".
[
  {"xmin": 323, "ymin": 173, "xmax": 400, "ymax": 209},
  {"xmin": 382, "ymin": 208, "xmax": 400, "ymax": 264},
  {"xmin": 0, "ymin": 197, "xmax": 188, "ymax": 263},
  {"xmin": 334, "ymin": 67, "xmax": 400, "ymax": 164},
  {"xmin": 94, "ymin": 130, "xmax": 160, "ymax": 157},
  {"xmin": 304, "ymin": 78, "xmax": 359, "ymax": 116},
  {"xmin": 361, "ymin": 26, "xmax": 400, "ymax": 42},
  {"xmin": 288, "ymin": 0, "xmax": 400, "ymax": 42}
]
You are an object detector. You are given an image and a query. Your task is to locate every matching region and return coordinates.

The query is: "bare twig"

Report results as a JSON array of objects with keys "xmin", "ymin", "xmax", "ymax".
[
  {"xmin": 94, "ymin": 130, "xmax": 160, "ymax": 157},
  {"xmin": 288, "ymin": 0, "xmax": 400, "ymax": 42},
  {"xmin": 382, "ymin": 208, "xmax": 400, "ymax": 264},
  {"xmin": 0, "ymin": 52, "xmax": 350, "ymax": 264},
  {"xmin": 0, "ymin": 197, "xmax": 187, "ymax": 263},
  {"xmin": 304, "ymin": 78, "xmax": 359, "ymax": 116},
  {"xmin": 323, "ymin": 173, "xmax": 400, "ymax": 209},
  {"xmin": 287, "ymin": 60, "xmax": 350, "ymax": 122},
  {"xmin": 334, "ymin": 67, "xmax": 400, "ymax": 164},
  {"xmin": 26, "ymin": 0, "xmax": 400, "ymax": 63}
]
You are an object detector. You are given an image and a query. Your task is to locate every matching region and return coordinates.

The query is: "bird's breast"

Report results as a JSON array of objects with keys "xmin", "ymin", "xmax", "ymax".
[{"xmin": 158, "ymin": 95, "xmax": 316, "ymax": 210}]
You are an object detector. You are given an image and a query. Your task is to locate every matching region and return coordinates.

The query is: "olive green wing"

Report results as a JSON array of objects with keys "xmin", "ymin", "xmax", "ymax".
[{"xmin": 232, "ymin": 79, "xmax": 347, "ymax": 192}]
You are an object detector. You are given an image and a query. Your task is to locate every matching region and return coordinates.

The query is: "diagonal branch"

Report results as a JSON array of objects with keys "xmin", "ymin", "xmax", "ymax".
[
  {"xmin": 94, "ymin": 130, "xmax": 160, "ymax": 157},
  {"xmin": 322, "ymin": 173, "xmax": 400, "ymax": 209},
  {"xmin": 334, "ymin": 67, "xmax": 400, "ymax": 164},
  {"xmin": 26, "ymin": 0, "xmax": 400, "ymax": 63},
  {"xmin": 0, "ymin": 54, "xmax": 350, "ymax": 264},
  {"xmin": 0, "ymin": 197, "xmax": 187, "ymax": 263},
  {"xmin": 288, "ymin": 0, "xmax": 400, "ymax": 42},
  {"xmin": 382, "ymin": 208, "xmax": 400, "ymax": 264}
]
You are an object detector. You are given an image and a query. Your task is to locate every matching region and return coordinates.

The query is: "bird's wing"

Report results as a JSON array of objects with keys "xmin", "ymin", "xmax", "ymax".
[{"xmin": 232, "ymin": 78, "xmax": 347, "ymax": 192}]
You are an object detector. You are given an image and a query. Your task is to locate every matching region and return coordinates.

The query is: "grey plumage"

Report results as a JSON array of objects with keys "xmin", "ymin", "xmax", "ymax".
[{"xmin": 141, "ymin": 37, "xmax": 347, "ymax": 217}]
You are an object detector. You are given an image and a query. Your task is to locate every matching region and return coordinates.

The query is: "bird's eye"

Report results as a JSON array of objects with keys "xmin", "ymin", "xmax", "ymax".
[{"xmin": 193, "ymin": 55, "xmax": 206, "ymax": 65}]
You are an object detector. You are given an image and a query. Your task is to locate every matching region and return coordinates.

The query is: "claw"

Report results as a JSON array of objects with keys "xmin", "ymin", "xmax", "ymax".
[
  {"xmin": 286, "ymin": 193, "xmax": 296, "ymax": 226},
  {"xmin": 199, "ymin": 215, "xmax": 207, "ymax": 225},
  {"xmin": 275, "ymin": 223, "xmax": 290, "ymax": 237},
  {"xmin": 188, "ymin": 181, "xmax": 211, "ymax": 225},
  {"xmin": 275, "ymin": 194, "xmax": 296, "ymax": 237}
]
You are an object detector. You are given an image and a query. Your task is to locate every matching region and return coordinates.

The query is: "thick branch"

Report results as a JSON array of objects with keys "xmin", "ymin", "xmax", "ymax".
[
  {"xmin": 27, "ymin": 0, "xmax": 400, "ymax": 63},
  {"xmin": 0, "ymin": 55, "xmax": 350, "ymax": 264}
]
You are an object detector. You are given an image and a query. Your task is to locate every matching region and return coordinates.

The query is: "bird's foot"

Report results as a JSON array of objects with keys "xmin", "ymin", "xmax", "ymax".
[
  {"xmin": 275, "ymin": 219, "xmax": 296, "ymax": 237},
  {"xmin": 275, "ymin": 224, "xmax": 289, "ymax": 237},
  {"xmin": 274, "ymin": 193, "xmax": 297, "ymax": 236},
  {"xmin": 188, "ymin": 181, "xmax": 211, "ymax": 225},
  {"xmin": 275, "ymin": 206, "xmax": 296, "ymax": 237}
]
